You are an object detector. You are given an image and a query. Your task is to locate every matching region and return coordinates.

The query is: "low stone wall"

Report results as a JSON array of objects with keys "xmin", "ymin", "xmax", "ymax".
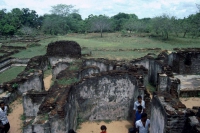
[
  {"xmin": 23, "ymin": 91, "xmax": 47, "ymax": 117},
  {"xmin": 83, "ymin": 59, "xmax": 115, "ymax": 72},
  {"xmin": 52, "ymin": 62, "xmax": 70, "ymax": 78},
  {"xmin": 17, "ymin": 72, "xmax": 44, "ymax": 95},
  {"xmin": 48, "ymin": 57, "xmax": 74, "ymax": 66},
  {"xmin": 0, "ymin": 57, "xmax": 29, "ymax": 73},
  {"xmin": 79, "ymin": 66, "xmax": 100, "ymax": 78}
]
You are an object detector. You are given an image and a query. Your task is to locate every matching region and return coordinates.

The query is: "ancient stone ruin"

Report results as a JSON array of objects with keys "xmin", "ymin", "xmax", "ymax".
[{"xmin": 0, "ymin": 40, "xmax": 200, "ymax": 133}]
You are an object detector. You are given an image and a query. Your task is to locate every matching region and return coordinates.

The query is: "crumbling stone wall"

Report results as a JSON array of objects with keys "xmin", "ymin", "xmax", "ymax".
[
  {"xmin": 79, "ymin": 66, "xmax": 100, "ymax": 78},
  {"xmin": 0, "ymin": 57, "xmax": 29, "ymax": 73},
  {"xmin": 150, "ymin": 92, "xmax": 187, "ymax": 133},
  {"xmin": 168, "ymin": 49, "xmax": 200, "ymax": 74},
  {"xmin": 48, "ymin": 57, "xmax": 74, "ymax": 66},
  {"xmin": 17, "ymin": 72, "xmax": 44, "ymax": 94},
  {"xmin": 23, "ymin": 91, "xmax": 47, "ymax": 117},
  {"xmin": 75, "ymin": 73, "xmax": 140, "ymax": 121},
  {"xmin": 149, "ymin": 59, "xmax": 163, "ymax": 86},
  {"xmin": 83, "ymin": 59, "xmax": 115, "ymax": 72},
  {"xmin": 130, "ymin": 56, "xmax": 150, "ymax": 69},
  {"xmin": 52, "ymin": 62, "xmax": 70, "ymax": 78}
]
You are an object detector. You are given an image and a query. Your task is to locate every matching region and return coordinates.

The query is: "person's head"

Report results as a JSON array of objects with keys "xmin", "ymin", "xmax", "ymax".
[
  {"xmin": 137, "ymin": 105, "xmax": 143, "ymax": 113},
  {"xmin": 100, "ymin": 125, "xmax": 107, "ymax": 132},
  {"xmin": 68, "ymin": 129, "xmax": 76, "ymax": 133},
  {"xmin": 0, "ymin": 101, "xmax": 5, "ymax": 109},
  {"xmin": 137, "ymin": 95, "xmax": 142, "ymax": 103},
  {"xmin": 141, "ymin": 113, "xmax": 147, "ymax": 122}
]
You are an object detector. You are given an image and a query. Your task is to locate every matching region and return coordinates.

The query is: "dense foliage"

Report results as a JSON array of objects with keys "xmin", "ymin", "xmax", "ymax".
[{"xmin": 0, "ymin": 4, "xmax": 199, "ymax": 39}]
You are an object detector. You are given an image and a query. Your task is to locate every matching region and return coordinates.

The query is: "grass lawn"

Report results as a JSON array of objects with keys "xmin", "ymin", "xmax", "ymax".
[
  {"xmin": 11, "ymin": 37, "xmax": 59, "ymax": 58},
  {"xmin": 3, "ymin": 42, "xmax": 28, "ymax": 47},
  {"xmin": 9, "ymin": 32, "xmax": 200, "ymax": 60},
  {"xmin": 0, "ymin": 66, "xmax": 25, "ymax": 83}
]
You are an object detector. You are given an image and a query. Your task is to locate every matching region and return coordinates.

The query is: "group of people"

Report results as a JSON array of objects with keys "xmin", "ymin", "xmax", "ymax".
[{"xmin": 131, "ymin": 95, "xmax": 150, "ymax": 133}]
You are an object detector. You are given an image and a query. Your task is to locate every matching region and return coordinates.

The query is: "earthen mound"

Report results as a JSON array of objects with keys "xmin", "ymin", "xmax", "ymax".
[{"xmin": 46, "ymin": 40, "xmax": 81, "ymax": 58}]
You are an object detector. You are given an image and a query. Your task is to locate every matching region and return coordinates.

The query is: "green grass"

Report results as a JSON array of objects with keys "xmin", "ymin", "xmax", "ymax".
[
  {"xmin": 57, "ymin": 33, "xmax": 200, "ymax": 60},
  {"xmin": 3, "ymin": 42, "xmax": 28, "ymax": 47},
  {"xmin": 5, "ymin": 32, "xmax": 200, "ymax": 60},
  {"xmin": 56, "ymin": 78, "xmax": 79, "ymax": 86},
  {"xmin": 0, "ymin": 66, "xmax": 25, "ymax": 83},
  {"xmin": 146, "ymin": 83, "xmax": 156, "ymax": 93},
  {"xmin": 44, "ymin": 69, "xmax": 52, "ymax": 78},
  {"xmin": 11, "ymin": 37, "xmax": 59, "ymax": 58}
]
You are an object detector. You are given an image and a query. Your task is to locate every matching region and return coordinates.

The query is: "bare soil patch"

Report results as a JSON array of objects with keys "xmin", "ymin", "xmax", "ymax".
[
  {"xmin": 44, "ymin": 74, "xmax": 52, "ymax": 91},
  {"xmin": 76, "ymin": 120, "xmax": 132, "ymax": 133},
  {"xmin": 8, "ymin": 97, "xmax": 23, "ymax": 133},
  {"xmin": 180, "ymin": 97, "xmax": 200, "ymax": 108}
]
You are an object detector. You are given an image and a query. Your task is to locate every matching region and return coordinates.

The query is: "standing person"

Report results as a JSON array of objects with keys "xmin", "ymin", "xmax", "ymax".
[
  {"xmin": 134, "ymin": 105, "xmax": 143, "ymax": 123},
  {"xmin": 133, "ymin": 95, "xmax": 145, "ymax": 127},
  {"xmin": 100, "ymin": 125, "xmax": 107, "ymax": 133},
  {"xmin": 0, "ymin": 102, "xmax": 10, "ymax": 133},
  {"xmin": 133, "ymin": 96, "xmax": 145, "ymax": 112},
  {"xmin": 135, "ymin": 113, "xmax": 150, "ymax": 133}
]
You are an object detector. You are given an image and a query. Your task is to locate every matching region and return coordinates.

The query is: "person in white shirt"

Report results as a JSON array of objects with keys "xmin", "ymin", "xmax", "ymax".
[
  {"xmin": 135, "ymin": 113, "xmax": 150, "ymax": 133},
  {"xmin": 133, "ymin": 95, "xmax": 145, "ymax": 127},
  {"xmin": 0, "ymin": 102, "xmax": 10, "ymax": 133},
  {"xmin": 133, "ymin": 96, "xmax": 145, "ymax": 111}
]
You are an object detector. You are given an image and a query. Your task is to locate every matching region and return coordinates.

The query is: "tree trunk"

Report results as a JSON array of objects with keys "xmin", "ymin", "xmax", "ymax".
[
  {"xmin": 100, "ymin": 28, "xmax": 103, "ymax": 38},
  {"xmin": 166, "ymin": 32, "xmax": 168, "ymax": 39},
  {"xmin": 175, "ymin": 32, "xmax": 178, "ymax": 37},
  {"xmin": 183, "ymin": 31, "xmax": 187, "ymax": 38}
]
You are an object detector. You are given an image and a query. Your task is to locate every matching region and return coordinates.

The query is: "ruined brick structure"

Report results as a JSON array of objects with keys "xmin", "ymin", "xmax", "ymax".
[{"xmin": 1, "ymin": 40, "xmax": 200, "ymax": 133}]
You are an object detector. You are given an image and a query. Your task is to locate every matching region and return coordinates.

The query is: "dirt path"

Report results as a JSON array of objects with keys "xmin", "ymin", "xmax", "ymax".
[
  {"xmin": 76, "ymin": 120, "xmax": 132, "ymax": 133},
  {"xmin": 44, "ymin": 75, "xmax": 52, "ymax": 91},
  {"xmin": 180, "ymin": 97, "xmax": 200, "ymax": 108},
  {"xmin": 8, "ymin": 97, "xmax": 23, "ymax": 133}
]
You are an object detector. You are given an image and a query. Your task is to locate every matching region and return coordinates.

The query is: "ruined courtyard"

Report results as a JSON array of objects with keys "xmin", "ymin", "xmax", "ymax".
[{"xmin": 0, "ymin": 40, "xmax": 200, "ymax": 133}]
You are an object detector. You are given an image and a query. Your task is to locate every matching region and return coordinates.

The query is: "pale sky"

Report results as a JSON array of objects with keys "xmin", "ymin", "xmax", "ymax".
[{"xmin": 0, "ymin": 0, "xmax": 199, "ymax": 19}]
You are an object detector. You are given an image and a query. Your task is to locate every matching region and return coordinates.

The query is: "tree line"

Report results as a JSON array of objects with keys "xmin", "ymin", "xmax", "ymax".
[{"xmin": 0, "ymin": 4, "xmax": 199, "ymax": 39}]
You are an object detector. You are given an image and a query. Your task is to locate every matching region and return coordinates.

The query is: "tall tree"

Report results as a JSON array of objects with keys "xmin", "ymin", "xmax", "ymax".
[
  {"xmin": 50, "ymin": 4, "xmax": 78, "ymax": 17},
  {"xmin": 89, "ymin": 15, "xmax": 112, "ymax": 37},
  {"xmin": 112, "ymin": 13, "xmax": 132, "ymax": 31}
]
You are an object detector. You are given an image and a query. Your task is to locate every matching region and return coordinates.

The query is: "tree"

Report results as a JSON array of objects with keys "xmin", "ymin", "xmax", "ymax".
[
  {"xmin": 112, "ymin": 13, "xmax": 132, "ymax": 31},
  {"xmin": 197, "ymin": 4, "xmax": 200, "ymax": 12},
  {"xmin": 123, "ymin": 18, "xmax": 136, "ymax": 33},
  {"xmin": 151, "ymin": 14, "xmax": 172, "ymax": 39},
  {"xmin": 50, "ymin": 4, "xmax": 78, "ymax": 17},
  {"xmin": 20, "ymin": 26, "xmax": 36, "ymax": 36},
  {"xmin": 89, "ymin": 15, "xmax": 112, "ymax": 37},
  {"xmin": 42, "ymin": 14, "xmax": 70, "ymax": 35}
]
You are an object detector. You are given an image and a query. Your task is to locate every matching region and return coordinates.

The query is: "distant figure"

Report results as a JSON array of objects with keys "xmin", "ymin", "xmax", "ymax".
[
  {"xmin": 68, "ymin": 129, "xmax": 76, "ymax": 133},
  {"xmin": 100, "ymin": 125, "xmax": 107, "ymax": 133},
  {"xmin": 135, "ymin": 113, "xmax": 150, "ymax": 133},
  {"xmin": 0, "ymin": 102, "xmax": 10, "ymax": 133}
]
